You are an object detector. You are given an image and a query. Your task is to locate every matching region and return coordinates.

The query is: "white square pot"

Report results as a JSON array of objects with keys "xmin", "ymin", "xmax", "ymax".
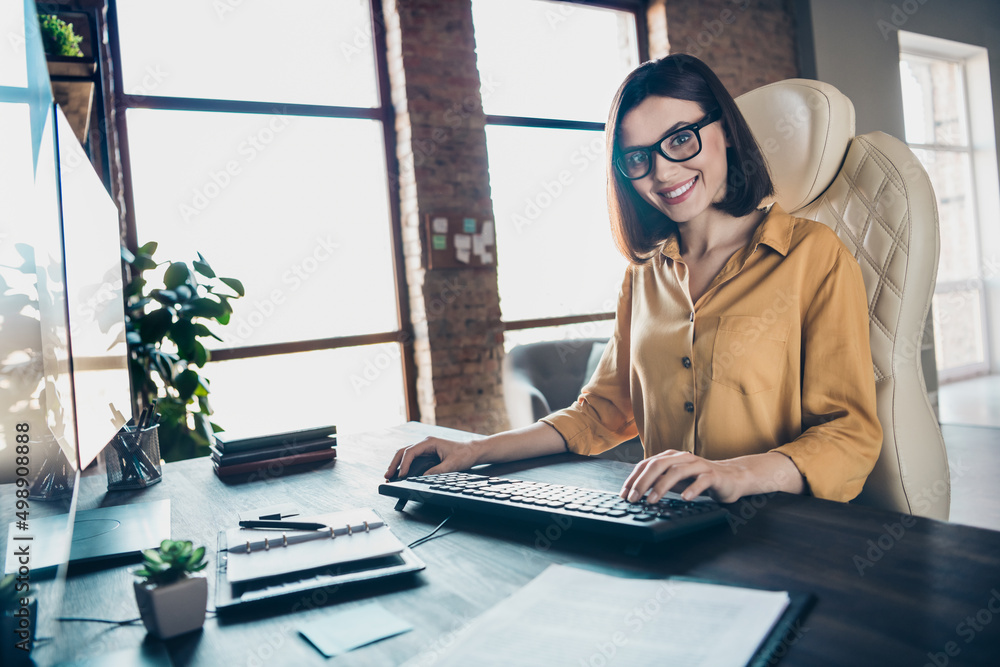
[{"xmin": 133, "ymin": 576, "xmax": 208, "ymax": 639}]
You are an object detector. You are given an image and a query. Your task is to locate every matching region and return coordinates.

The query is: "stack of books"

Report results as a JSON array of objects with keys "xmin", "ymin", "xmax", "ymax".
[{"xmin": 211, "ymin": 425, "xmax": 337, "ymax": 479}]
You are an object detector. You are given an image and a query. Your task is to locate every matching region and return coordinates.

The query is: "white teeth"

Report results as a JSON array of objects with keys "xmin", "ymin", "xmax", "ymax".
[{"xmin": 665, "ymin": 179, "xmax": 695, "ymax": 199}]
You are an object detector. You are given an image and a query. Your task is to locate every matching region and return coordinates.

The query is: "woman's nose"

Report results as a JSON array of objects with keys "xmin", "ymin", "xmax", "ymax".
[{"xmin": 650, "ymin": 151, "xmax": 682, "ymax": 182}]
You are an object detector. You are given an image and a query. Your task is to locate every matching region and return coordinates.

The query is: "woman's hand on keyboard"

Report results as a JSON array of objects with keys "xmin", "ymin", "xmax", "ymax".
[
  {"xmin": 619, "ymin": 450, "xmax": 805, "ymax": 504},
  {"xmin": 384, "ymin": 437, "xmax": 481, "ymax": 481},
  {"xmin": 384, "ymin": 423, "xmax": 568, "ymax": 482}
]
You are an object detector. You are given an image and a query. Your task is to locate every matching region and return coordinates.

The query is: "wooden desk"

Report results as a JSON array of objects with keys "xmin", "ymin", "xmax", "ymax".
[{"xmin": 53, "ymin": 422, "xmax": 1000, "ymax": 665}]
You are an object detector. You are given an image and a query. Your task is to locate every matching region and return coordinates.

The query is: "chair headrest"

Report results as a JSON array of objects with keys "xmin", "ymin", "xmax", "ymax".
[{"xmin": 736, "ymin": 79, "xmax": 856, "ymax": 213}]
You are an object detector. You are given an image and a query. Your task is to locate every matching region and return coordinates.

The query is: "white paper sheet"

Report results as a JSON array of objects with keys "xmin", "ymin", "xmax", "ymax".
[
  {"xmin": 406, "ymin": 565, "xmax": 790, "ymax": 667},
  {"xmin": 481, "ymin": 220, "xmax": 495, "ymax": 244}
]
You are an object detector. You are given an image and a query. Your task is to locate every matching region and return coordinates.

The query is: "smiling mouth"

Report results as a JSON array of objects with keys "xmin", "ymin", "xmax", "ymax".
[{"xmin": 659, "ymin": 177, "xmax": 697, "ymax": 205}]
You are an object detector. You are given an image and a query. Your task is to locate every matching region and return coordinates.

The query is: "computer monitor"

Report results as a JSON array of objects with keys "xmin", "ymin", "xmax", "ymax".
[
  {"xmin": 0, "ymin": 1, "xmax": 132, "ymax": 662},
  {"xmin": 0, "ymin": 5, "xmax": 131, "ymax": 486}
]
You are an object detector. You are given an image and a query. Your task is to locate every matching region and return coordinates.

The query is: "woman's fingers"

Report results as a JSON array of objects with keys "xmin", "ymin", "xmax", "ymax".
[
  {"xmin": 678, "ymin": 473, "xmax": 716, "ymax": 502},
  {"xmin": 643, "ymin": 460, "xmax": 704, "ymax": 503},
  {"xmin": 620, "ymin": 450, "xmax": 683, "ymax": 499},
  {"xmin": 384, "ymin": 447, "xmax": 407, "ymax": 480},
  {"xmin": 620, "ymin": 451, "xmax": 715, "ymax": 503},
  {"xmin": 385, "ymin": 436, "xmax": 481, "ymax": 480},
  {"xmin": 619, "ymin": 457, "xmax": 652, "ymax": 498},
  {"xmin": 385, "ymin": 438, "xmax": 438, "ymax": 480}
]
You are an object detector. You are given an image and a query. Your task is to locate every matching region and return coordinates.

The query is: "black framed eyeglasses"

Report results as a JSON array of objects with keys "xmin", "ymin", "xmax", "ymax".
[{"xmin": 615, "ymin": 107, "xmax": 723, "ymax": 180}]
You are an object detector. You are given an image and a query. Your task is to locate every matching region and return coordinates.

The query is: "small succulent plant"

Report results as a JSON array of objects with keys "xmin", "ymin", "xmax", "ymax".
[{"xmin": 133, "ymin": 539, "xmax": 208, "ymax": 587}]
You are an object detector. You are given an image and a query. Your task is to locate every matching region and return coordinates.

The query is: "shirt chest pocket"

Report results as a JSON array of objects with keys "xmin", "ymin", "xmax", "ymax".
[{"xmin": 711, "ymin": 315, "xmax": 791, "ymax": 395}]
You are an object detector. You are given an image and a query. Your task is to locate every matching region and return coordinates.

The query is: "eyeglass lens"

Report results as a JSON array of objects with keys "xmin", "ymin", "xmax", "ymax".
[{"xmin": 620, "ymin": 128, "xmax": 701, "ymax": 179}]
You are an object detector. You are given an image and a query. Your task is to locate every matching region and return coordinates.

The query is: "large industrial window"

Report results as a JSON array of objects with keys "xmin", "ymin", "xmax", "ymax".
[
  {"xmin": 109, "ymin": 0, "xmax": 412, "ymax": 436},
  {"xmin": 471, "ymin": 0, "xmax": 643, "ymax": 348},
  {"xmin": 899, "ymin": 31, "xmax": 999, "ymax": 382}
]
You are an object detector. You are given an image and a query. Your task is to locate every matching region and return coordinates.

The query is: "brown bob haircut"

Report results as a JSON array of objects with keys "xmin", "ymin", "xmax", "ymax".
[{"xmin": 606, "ymin": 54, "xmax": 774, "ymax": 264}]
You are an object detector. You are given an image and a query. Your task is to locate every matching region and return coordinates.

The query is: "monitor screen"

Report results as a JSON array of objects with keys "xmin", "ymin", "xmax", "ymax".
[
  {"xmin": 2, "ymin": 108, "xmax": 131, "ymax": 476},
  {"xmin": 53, "ymin": 107, "xmax": 131, "ymax": 470}
]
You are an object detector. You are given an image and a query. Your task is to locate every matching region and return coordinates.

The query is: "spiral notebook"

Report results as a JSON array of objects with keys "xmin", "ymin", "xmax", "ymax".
[
  {"xmin": 216, "ymin": 507, "xmax": 424, "ymax": 610},
  {"xmin": 224, "ymin": 508, "xmax": 405, "ymax": 583}
]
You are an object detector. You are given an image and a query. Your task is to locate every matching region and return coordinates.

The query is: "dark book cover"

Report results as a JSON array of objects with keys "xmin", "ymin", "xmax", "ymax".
[
  {"xmin": 214, "ymin": 425, "xmax": 337, "ymax": 453},
  {"xmin": 210, "ymin": 437, "xmax": 336, "ymax": 466},
  {"xmin": 213, "ymin": 447, "xmax": 337, "ymax": 477}
]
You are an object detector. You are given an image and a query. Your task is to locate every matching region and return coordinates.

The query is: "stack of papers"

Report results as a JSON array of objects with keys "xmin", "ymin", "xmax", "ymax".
[{"xmin": 405, "ymin": 564, "xmax": 794, "ymax": 667}]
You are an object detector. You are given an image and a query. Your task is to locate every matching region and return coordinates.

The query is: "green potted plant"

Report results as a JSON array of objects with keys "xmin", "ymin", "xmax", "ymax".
[
  {"xmin": 0, "ymin": 574, "xmax": 34, "ymax": 665},
  {"xmin": 37, "ymin": 14, "xmax": 84, "ymax": 58},
  {"xmin": 38, "ymin": 13, "xmax": 95, "ymax": 143},
  {"xmin": 123, "ymin": 242, "xmax": 244, "ymax": 461},
  {"xmin": 133, "ymin": 539, "xmax": 209, "ymax": 639}
]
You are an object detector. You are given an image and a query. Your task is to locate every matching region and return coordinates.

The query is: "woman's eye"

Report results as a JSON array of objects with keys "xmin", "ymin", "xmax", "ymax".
[
  {"xmin": 669, "ymin": 131, "xmax": 694, "ymax": 148},
  {"xmin": 625, "ymin": 152, "xmax": 648, "ymax": 168}
]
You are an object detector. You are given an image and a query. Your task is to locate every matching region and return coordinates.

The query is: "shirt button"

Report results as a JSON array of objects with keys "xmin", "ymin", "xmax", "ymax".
[
  {"xmin": 684, "ymin": 401, "xmax": 694, "ymax": 413},
  {"xmin": 682, "ymin": 356, "xmax": 691, "ymax": 368}
]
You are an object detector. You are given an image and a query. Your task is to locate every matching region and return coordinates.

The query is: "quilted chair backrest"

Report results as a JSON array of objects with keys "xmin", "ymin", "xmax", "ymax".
[{"xmin": 737, "ymin": 79, "xmax": 950, "ymax": 519}]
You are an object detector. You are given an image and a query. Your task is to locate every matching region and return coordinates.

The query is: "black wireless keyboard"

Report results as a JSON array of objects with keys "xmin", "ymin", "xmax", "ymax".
[{"xmin": 379, "ymin": 471, "xmax": 728, "ymax": 543}]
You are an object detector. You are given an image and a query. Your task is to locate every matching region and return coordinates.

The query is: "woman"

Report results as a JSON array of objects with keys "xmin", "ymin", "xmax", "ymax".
[{"xmin": 386, "ymin": 54, "xmax": 881, "ymax": 505}]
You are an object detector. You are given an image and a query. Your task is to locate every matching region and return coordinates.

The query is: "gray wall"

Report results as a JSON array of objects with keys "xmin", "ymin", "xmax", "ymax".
[
  {"xmin": 795, "ymin": 0, "xmax": 1000, "ymax": 137},
  {"xmin": 795, "ymin": 0, "xmax": 1000, "ymax": 380}
]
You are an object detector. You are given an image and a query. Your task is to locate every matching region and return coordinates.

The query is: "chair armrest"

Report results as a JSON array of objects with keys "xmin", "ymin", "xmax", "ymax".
[{"xmin": 503, "ymin": 372, "xmax": 552, "ymax": 429}]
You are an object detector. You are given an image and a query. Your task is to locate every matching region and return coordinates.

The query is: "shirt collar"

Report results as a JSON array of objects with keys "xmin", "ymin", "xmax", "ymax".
[{"xmin": 658, "ymin": 203, "xmax": 795, "ymax": 261}]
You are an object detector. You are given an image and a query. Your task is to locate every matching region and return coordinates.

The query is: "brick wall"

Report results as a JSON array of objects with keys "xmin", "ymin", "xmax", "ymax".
[
  {"xmin": 662, "ymin": 0, "xmax": 799, "ymax": 95},
  {"xmin": 383, "ymin": 0, "xmax": 508, "ymax": 435}
]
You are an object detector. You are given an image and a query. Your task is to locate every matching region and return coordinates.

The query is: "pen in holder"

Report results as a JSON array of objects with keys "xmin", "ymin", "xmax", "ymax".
[{"xmin": 107, "ymin": 424, "xmax": 163, "ymax": 491}]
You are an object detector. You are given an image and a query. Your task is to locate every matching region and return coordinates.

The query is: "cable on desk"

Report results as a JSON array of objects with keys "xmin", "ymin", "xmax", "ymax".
[
  {"xmin": 57, "ymin": 610, "xmax": 217, "ymax": 625},
  {"xmin": 56, "ymin": 616, "xmax": 141, "ymax": 625},
  {"xmin": 407, "ymin": 513, "xmax": 453, "ymax": 549}
]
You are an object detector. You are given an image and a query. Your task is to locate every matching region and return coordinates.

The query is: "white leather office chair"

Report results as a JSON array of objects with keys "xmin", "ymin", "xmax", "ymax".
[{"xmin": 736, "ymin": 79, "xmax": 950, "ymax": 520}]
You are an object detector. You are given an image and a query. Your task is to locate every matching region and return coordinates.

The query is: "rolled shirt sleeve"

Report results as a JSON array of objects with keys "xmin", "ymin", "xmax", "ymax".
[{"xmin": 774, "ymin": 249, "xmax": 882, "ymax": 501}]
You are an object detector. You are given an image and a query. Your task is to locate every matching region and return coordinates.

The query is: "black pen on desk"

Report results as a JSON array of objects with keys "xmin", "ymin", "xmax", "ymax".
[{"xmin": 238, "ymin": 520, "xmax": 328, "ymax": 531}]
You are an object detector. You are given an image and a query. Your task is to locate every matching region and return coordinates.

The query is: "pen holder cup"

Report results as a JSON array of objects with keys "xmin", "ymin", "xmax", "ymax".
[{"xmin": 106, "ymin": 425, "xmax": 163, "ymax": 491}]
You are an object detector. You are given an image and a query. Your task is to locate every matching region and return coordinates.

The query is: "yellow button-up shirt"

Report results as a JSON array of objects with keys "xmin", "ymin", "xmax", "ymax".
[{"xmin": 542, "ymin": 204, "xmax": 882, "ymax": 502}]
